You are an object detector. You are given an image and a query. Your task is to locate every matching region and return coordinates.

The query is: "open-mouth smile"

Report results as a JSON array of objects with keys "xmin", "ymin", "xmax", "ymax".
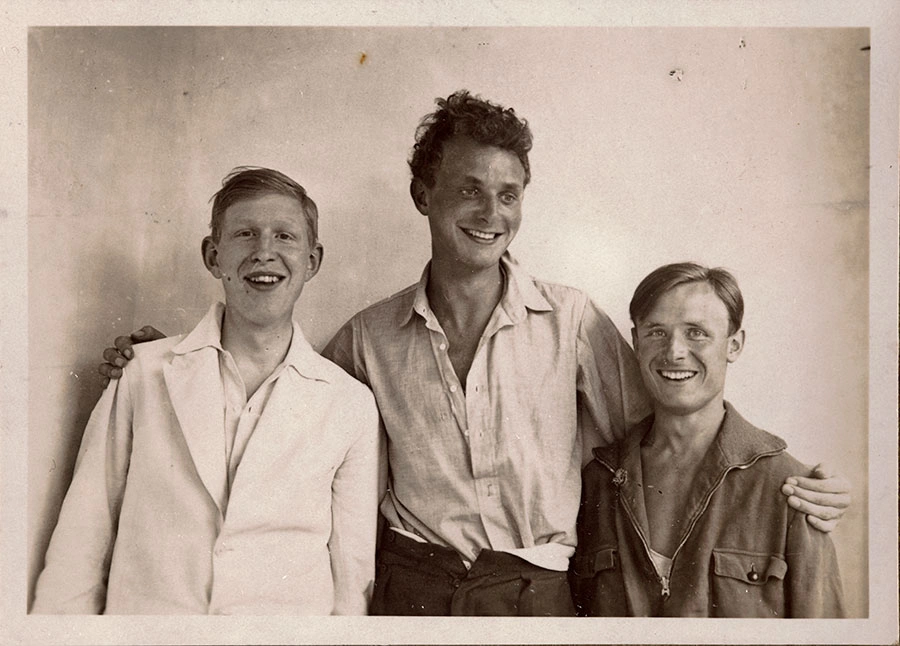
[
  {"xmin": 658, "ymin": 370, "xmax": 698, "ymax": 382},
  {"xmin": 461, "ymin": 227, "xmax": 500, "ymax": 243},
  {"xmin": 245, "ymin": 272, "xmax": 286, "ymax": 289}
]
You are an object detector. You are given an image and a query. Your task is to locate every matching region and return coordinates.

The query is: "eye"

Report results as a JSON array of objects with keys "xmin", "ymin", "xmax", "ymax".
[
  {"xmin": 645, "ymin": 329, "xmax": 665, "ymax": 338},
  {"xmin": 687, "ymin": 328, "xmax": 708, "ymax": 339},
  {"xmin": 499, "ymin": 192, "xmax": 519, "ymax": 205},
  {"xmin": 460, "ymin": 187, "xmax": 479, "ymax": 198},
  {"xmin": 276, "ymin": 231, "xmax": 296, "ymax": 242},
  {"xmin": 234, "ymin": 229, "xmax": 254, "ymax": 238}
]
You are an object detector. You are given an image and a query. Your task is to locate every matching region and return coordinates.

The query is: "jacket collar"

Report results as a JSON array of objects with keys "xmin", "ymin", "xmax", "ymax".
[
  {"xmin": 164, "ymin": 302, "xmax": 329, "ymax": 515},
  {"xmin": 400, "ymin": 252, "xmax": 553, "ymax": 329},
  {"xmin": 593, "ymin": 401, "xmax": 786, "ymax": 471},
  {"xmin": 171, "ymin": 302, "xmax": 331, "ymax": 384},
  {"xmin": 592, "ymin": 401, "xmax": 786, "ymax": 550}
]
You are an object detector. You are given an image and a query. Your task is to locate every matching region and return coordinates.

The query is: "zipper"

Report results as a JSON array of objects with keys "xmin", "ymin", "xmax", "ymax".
[
  {"xmin": 660, "ymin": 448, "xmax": 785, "ymax": 599},
  {"xmin": 600, "ymin": 448, "xmax": 784, "ymax": 602},
  {"xmin": 599, "ymin": 457, "xmax": 672, "ymax": 599},
  {"xmin": 617, "ymin": 492, "xmax": 671, "ymax": 599}
]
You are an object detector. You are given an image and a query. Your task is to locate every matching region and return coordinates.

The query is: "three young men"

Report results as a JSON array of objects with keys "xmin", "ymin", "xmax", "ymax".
[{"xmin": 90, "ymin": 91, "xmax": 850, "ymax": 616}]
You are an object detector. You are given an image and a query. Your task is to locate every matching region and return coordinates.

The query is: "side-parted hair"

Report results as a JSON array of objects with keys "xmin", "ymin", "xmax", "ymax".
[
  {"xmin": 208, "ymin": 166, "xmax": 319, "ymax": 244},
  {"xmin": 629, "ymin": 262, "xmax": 745, "ymax": 335},
  {"xmin": 408, "ymin": 90, "xmax": 533, "ymax": 188}
]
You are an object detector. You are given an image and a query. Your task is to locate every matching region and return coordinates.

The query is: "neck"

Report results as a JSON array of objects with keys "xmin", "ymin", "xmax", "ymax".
[
  {"xmin": 426, "ymin": 257, "xmax": 504, "ymax": 326},
  {"xmin": 220, "ymin": 310, "xmax": 294, "ymax": 368},
  {"xmin": 644, "ymin": 399, "xmax": 727, "ymax": 457}
]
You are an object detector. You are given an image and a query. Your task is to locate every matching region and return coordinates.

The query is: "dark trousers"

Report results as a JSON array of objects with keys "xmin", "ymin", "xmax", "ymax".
[{"xmin": 370, "ymin": 529, "xmax": 577, "ymax": 616}]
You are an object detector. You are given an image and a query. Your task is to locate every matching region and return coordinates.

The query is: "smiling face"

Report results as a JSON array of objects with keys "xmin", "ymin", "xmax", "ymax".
[
  {"xmin": 411, "ymin": 135, "xmax": 525, "ymax": 274},
  {"xmin": 202, "ymin": 193, "xmax": 323, "ymax": 332},
  {"xmin": 631, "ymin": 281, "xmax": 744, "ymax": 419}
]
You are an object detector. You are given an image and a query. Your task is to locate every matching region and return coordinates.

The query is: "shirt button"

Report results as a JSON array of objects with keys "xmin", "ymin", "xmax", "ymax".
[
  {"xmin": 451, "ymin": 579, "xmax": 461, "ymax": 588},
  {"xmin": 449, "ymin": 384, "xmax": 457, "ymax": 393},
  {"xmin": 439, "ymin": 342, "xmax": 447, "ymax": 351},
  {"xmin": 748, "ymin": 569, "xmax": 760, "ymax": 582}
]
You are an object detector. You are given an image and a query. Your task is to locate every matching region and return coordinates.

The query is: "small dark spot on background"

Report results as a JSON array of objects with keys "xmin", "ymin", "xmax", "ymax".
[
  {"xmin": 860, "ymin": 45, "xmax": 870, "ymax": 51},
  {"xmin": 0, "ymin": 209, "xmax": 7, "ymax": 219},
  {"xmin": 669, "ymin": 68, "xmax": 684, "ymax": 82},
  {"xmin": 359, "ymin": 52, "xmax": 367, "ymax": 65},
  {"xmin": 183, "ymin": 91, "xmax": 189, "ymax": 96},
  {"xmin": 739, "ymin": 38, "xmax": 746, "ymax": 48}
]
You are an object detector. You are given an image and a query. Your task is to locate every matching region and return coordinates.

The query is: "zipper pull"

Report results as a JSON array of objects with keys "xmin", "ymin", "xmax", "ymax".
[{"xmin": 660, "ymin": 576, "xmax": 671, "ymax": 598}]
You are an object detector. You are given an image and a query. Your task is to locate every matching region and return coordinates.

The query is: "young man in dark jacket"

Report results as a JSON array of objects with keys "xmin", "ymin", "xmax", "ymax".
[{"xmin": 572, "ymin": 262, "xmax": 844, "ymax": 617}]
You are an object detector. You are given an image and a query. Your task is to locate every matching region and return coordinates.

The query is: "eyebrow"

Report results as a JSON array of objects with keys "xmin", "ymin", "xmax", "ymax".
[
  {"xmin": 460, "ymin": 176, "xmax": 523, "ymax": 191},
  {"xmin": 638, "ymin": 320, "xmax": 710, "ymax": 329}
]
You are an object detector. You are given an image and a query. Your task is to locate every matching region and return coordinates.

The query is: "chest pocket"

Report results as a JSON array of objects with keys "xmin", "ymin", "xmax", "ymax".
[{"xmin": 710, "ymin": 548, "xmax": 788, "ymax": 617}]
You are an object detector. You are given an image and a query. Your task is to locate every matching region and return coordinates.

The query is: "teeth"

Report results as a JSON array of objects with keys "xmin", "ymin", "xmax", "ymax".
[
  {"xmin": 660, "ymin": 370, "xmax": 696, "ymax": 381},
  {"xmin": 463, "ymin": 228, "xmax": 498, "ymax": 241},
  {"xmin": 248, "ymin": 275, "xmax": 281, "ymax": 283}
]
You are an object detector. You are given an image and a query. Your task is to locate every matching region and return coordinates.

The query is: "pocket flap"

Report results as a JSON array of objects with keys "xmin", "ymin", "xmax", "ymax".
[
  {"xmin": 572, "ymin": 547, "xmax": 617, "ymax": 577},
  {"xmin": 713, "ymin": 549, "xmax": 787, "ymax": 585}
]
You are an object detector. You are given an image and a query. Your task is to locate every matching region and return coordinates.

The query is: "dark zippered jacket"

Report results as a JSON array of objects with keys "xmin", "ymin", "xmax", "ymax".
[{"xmin": 571, "ymin": 402, "xmax": 845, "ymax": 617}]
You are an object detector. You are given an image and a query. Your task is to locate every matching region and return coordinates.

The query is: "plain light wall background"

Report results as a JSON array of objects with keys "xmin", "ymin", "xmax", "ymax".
[{"xmin": 28, "ymin": 26, "xmax": 869, "ymax": 615}]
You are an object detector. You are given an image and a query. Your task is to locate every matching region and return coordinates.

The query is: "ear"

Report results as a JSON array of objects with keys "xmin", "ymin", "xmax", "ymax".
[
  {"xmin": 726, "ymin": 329, "xmax": 745, "ymax": 363},
  {"xmin": 410, "ymin": 178, "xmax": 429, "ymax": 216},
  {"xmin": 201, "ymin": 237, "xmax": 222, "ymax": 278},
  {"xmin": 304, "ymin": 242, "xmax": 324, "ymax": 282}
]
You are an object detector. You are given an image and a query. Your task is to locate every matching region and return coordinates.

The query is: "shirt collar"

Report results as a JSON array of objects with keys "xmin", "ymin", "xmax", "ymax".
[
  {"xmin": 401, "ymin": 252, "xmax": 553, "ymax": 327},
  {"xmin": 172, "ymin": 302, "xmax": 330, "ymax": 383}
]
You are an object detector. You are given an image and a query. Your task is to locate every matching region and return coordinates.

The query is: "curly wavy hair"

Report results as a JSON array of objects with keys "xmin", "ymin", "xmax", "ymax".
[{"xmin": 408, "ymin": 90, "xmax": 533, "ymax": 188}]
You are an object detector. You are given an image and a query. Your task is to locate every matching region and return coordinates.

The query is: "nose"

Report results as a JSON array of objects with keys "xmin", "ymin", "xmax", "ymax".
[
  {"xmin": 251, "ymin": 234, "xmax": 277, "ymax": 262},
  {"xmin": 665, "ymin": 332, "xmax": 688, "ymax": 363},
  {"xmin": 476, "ymin": 194, "xmax": 499, "ymax": 221}
]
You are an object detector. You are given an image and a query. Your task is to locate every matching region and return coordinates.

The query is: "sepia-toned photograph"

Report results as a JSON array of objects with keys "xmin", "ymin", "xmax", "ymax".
[{"xmin": 1, "ymin": 3, "xmax": 897, "ymax": 645}]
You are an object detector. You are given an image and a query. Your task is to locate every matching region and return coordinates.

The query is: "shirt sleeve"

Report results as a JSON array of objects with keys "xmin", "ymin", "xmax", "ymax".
[
  {"xmin": 322, "ymin": 318, "xmax": 369, "ymax": 386},
  {"xmin": 328, "ymin": 389, "xmax": 383, "ymax": 615},
  {"xmin": 31, "ymin": 376, "xmax": 134, "ymax": 614},
  {"xmin": 576, "ymin": 297, "xmax": 651, "ymax": 459},
  {"xmin": 785, "ymin": 508, "xmax": 846, "ymax": 617}
]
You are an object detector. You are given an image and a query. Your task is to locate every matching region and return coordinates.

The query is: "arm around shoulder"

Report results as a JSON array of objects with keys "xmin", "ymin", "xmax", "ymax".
[{"xmin": 576, "ymin": 297, "xmax": 650, "ymax": 453}]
